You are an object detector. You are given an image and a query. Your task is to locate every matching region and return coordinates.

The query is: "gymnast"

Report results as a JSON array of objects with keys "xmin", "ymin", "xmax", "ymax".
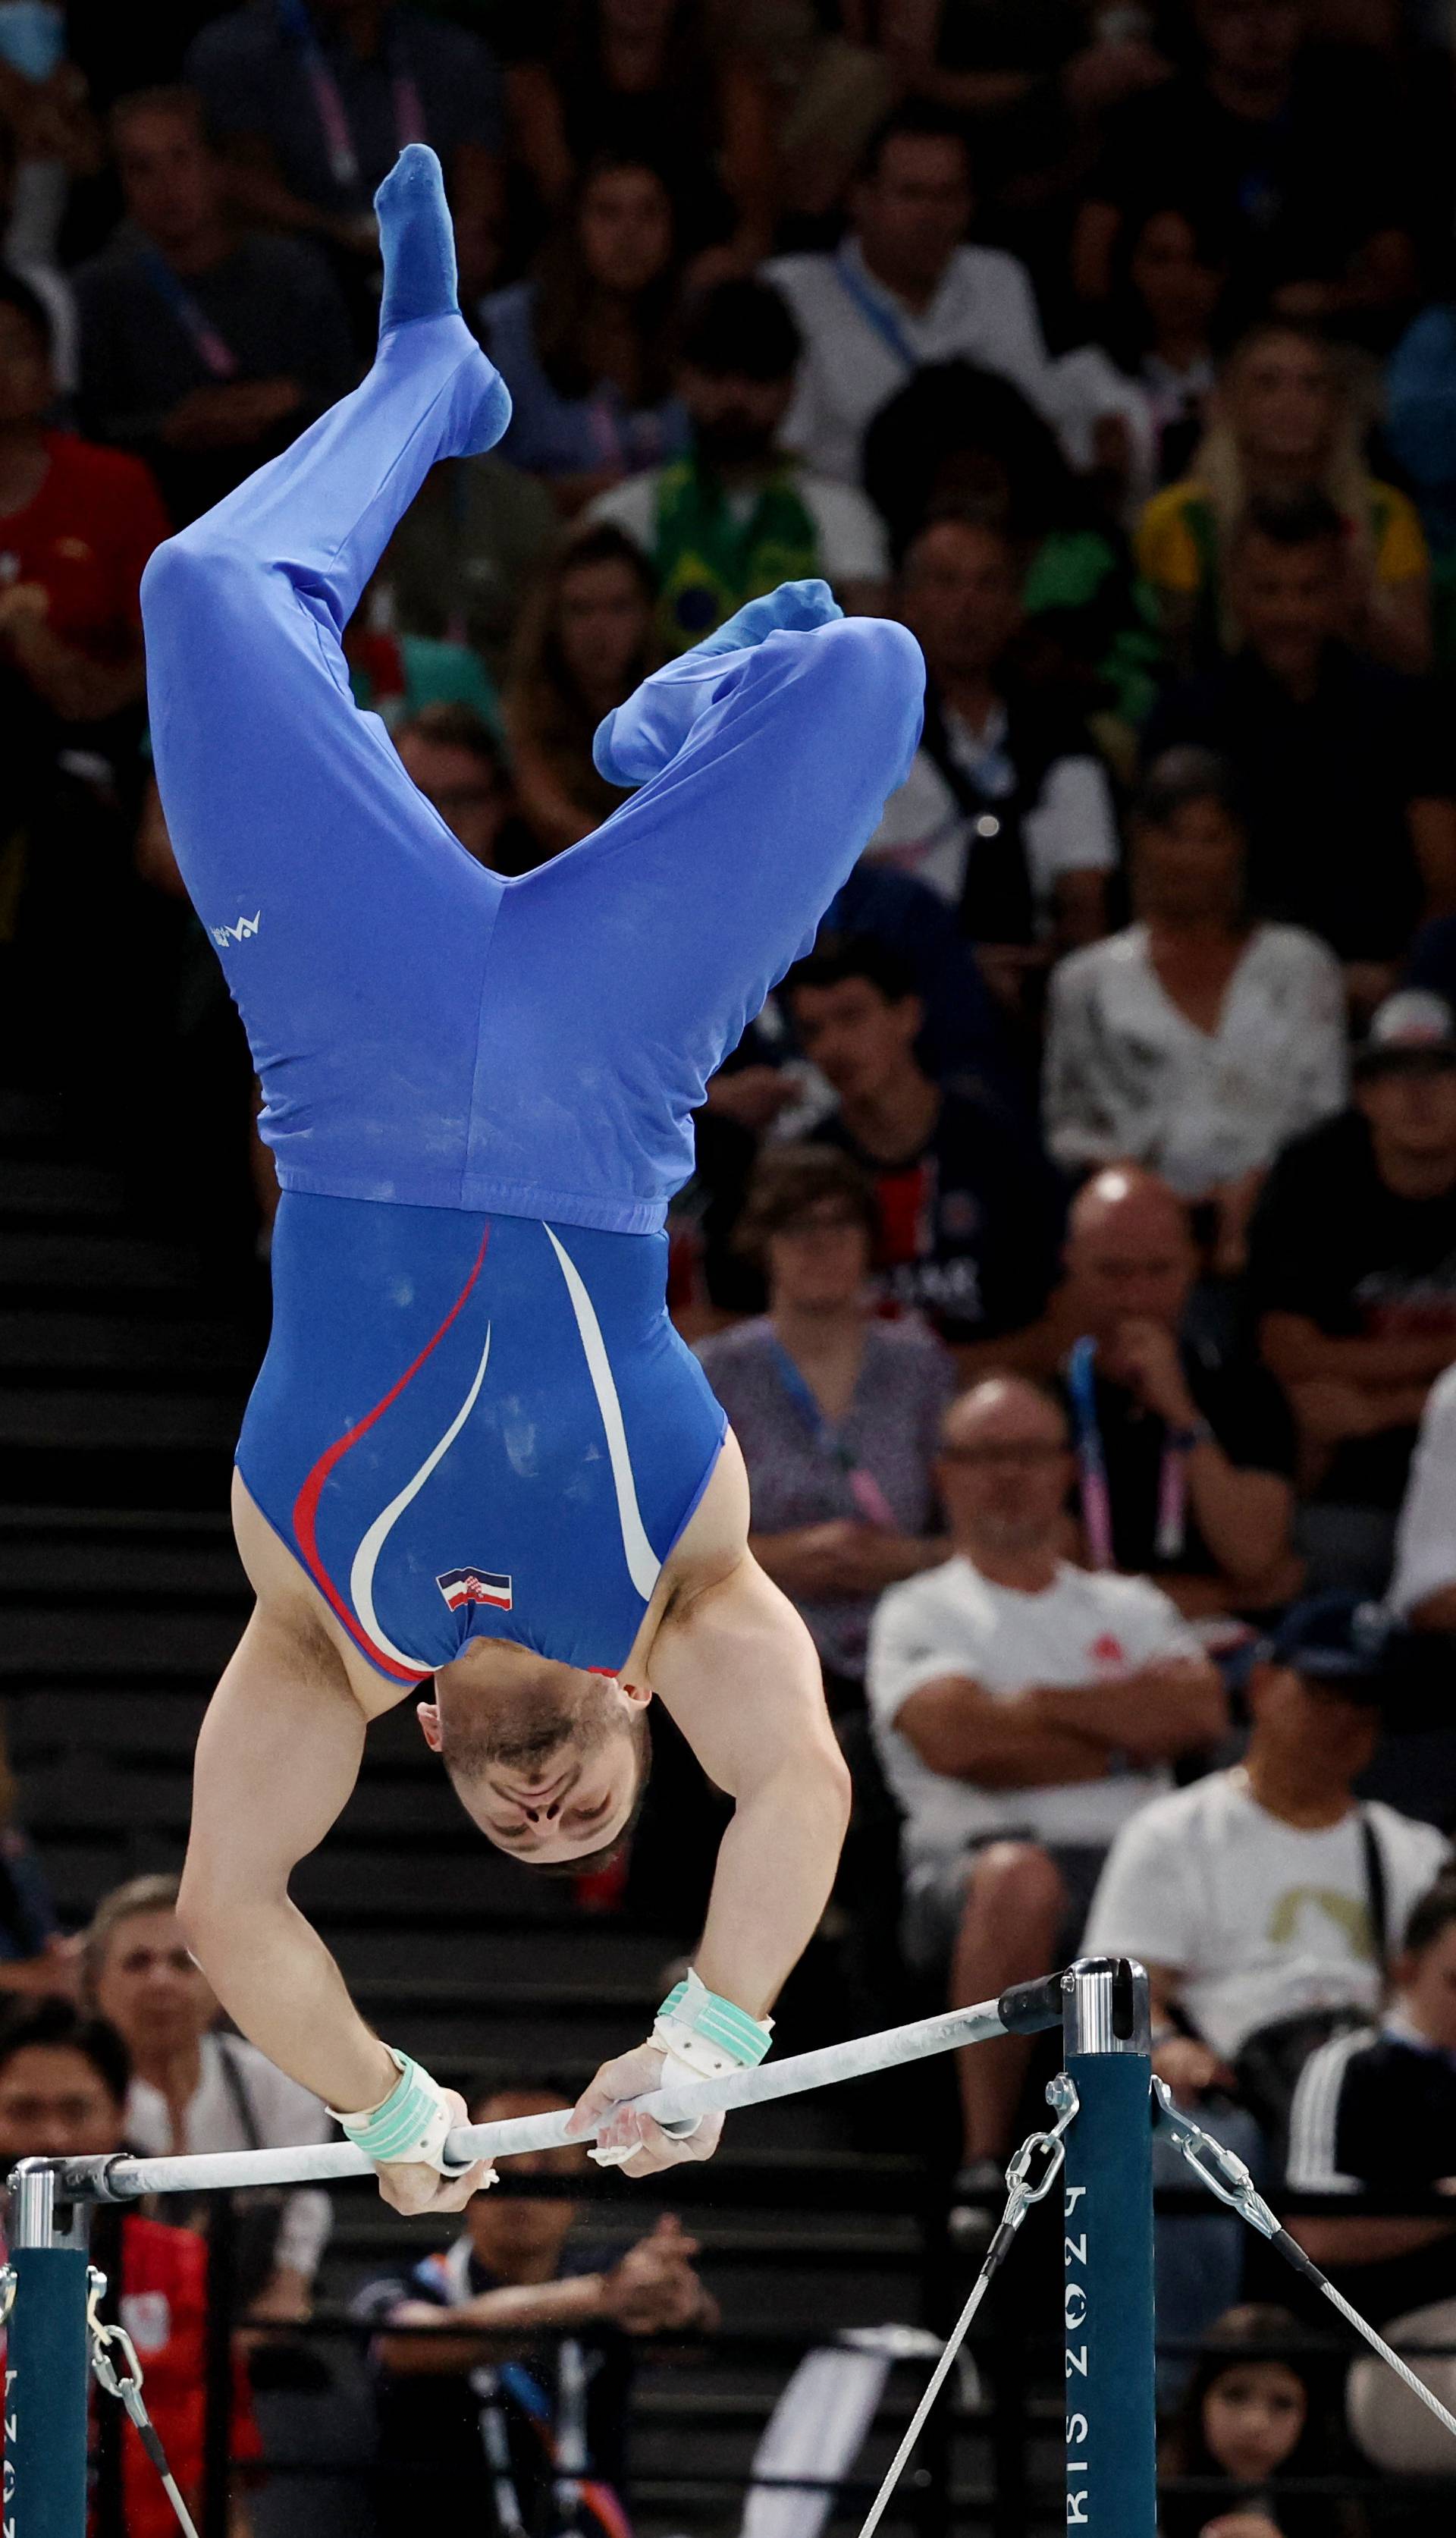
[{"xmin": 145, "ymin": 146, "xmax": 924, "ymax": 2219}]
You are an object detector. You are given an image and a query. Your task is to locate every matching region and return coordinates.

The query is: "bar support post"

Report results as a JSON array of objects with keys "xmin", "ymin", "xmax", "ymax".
[
  {"xmin": 7, "ymin": 2163, "xmax": 89, "ymax": 2538},
  {"xmin": 1061, "ymin": 1957, "xmax": 1156, "ymax": 2537}
]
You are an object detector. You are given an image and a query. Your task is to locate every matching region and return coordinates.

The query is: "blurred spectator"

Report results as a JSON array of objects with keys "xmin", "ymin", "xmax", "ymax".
[
  {"xmin": 697, "ymin": 1145, "xmax": 953, "ymax": 1700},
  {"xmin": 1084, "ymin": 1594, "xmax": 1449, "ymax": 2139},
  {"xmin": 0, "ymin": 1716, "xmax": 76, "ymax": 2000},
  {"xmin": 588, "ymin": 277, "xmax": 889, "ymax": 649},
  {"xmin": 482, "ymin": 154, "xmax": 686, "ymax": 510},
  {"xmin": 1043, "ymin": 747, "xmax": 1346, "ymax": 1245},
  {"xmin": 0, "ymin": 268, "xmax": 167, "ymax": 755},
  {"xmin": 1288, "ymin": 1871, "xmax": 1456, "ymax": 2207},
  {"xmin": 87, "ymin": 1874, "xmax": 334, "ymax": 2324},
  {"xmin": 507, "ymin": 0, "xmax": 775, "ymax": 278},
  {"xmin": 1249, "ymin": 991, "xmax": 1456, "ymax": 1591},
  {"xmin": 0, "ymin": 110, "xmax": 77, "ymax": 388},
  {"xmin": 861, "ymin": 363, "xmax": 1163, "ymax": 736},
  {"xmin": 864, "ymin": 513, "xmax": 1117, "ymax": 1013},
  {"xmin": 1038, "ymin": 1166, "xmax": 1301, "ymax": 1618},
  {"xmin": 868, "ymin": 1374, "xmax": 1222, "ymax": 2175},
  {"xmin": 783, "ymin": 934, "xmax": 1066, "ymax": 1359},
  {"xmin": 0, "ymin": 2, "xmax": 105, "ymax": 277},
  {"xmin": 74, "ymin": 86, "xmax": 356, "ymax": 526},
  {"xmin": 503, "ymin": 523, "xmax": 658, "ymax": 856},
  {"xmin": 346, "ymin": 575, "xmax": 502, "ymax": 727},
  {"xmin": 1078, "ymin": 203, "xmax": 1230, "ymax": 513},
  {"xmin": 766, "ymin": 106, "xmax": 1058, "ymax": 488},
  {"xmin": 359, "ymin": 2080, "xmax": 716, "ymax": 2528},
  {"xmin": 0, "ymin": 1996, "xmax": 262, "ymax": 2538},
  {"xmin": 394, "ymin": 702, "xmax": 541, "ymax": 875},
  {"xmin": 186, "ymin": 0, "xmax": 505, "ymax": 309},
  {"xmin": 1136, "ymin": 321, "xmax": 1431, "ymax": 675},
  {"xmin": 1389, "ymin": 1362, "xmax": 1456, "ymax": 1629},
  {"xmin": 1073, "ymin": 0, "xmax": 1417, "ymax": 336},
  {"xmin": 1144, "ymin": 488, "xmax": 1456, "ymax": 994},
  {"xmin": 1159, "ymin": 2304, "xmax": 1361, "ymax": 2538},
  {"xmin": 1385, "ymin": 297, "xmax": 1456, "ymax": 674},
  {"xmin": 371, "ymin": 448, "xmax": 557, "ymax": 681},
  {"xmin": 742, "ymin": 0, "xmax": 893, "ymax": 225}
]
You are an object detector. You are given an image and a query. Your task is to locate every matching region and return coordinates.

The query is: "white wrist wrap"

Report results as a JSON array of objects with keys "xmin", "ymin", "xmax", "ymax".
[
  {"xmin": 330, "ymin": 2049, "xmax": 470, "ymax": 2174},
  {"xmin": 654, "ymin": 1968, "xmax": 774, "ymax": 2072}
]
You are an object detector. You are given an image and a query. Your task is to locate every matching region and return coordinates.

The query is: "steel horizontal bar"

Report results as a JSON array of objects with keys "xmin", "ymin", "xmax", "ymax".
[{"xmin": 47, "ymin": 1978, "xmax": 1062, "ymax": 2203}]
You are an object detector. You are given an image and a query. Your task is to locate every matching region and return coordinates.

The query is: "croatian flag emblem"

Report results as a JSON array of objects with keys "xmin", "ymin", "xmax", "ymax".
[{"xmin": 437, "ymin": 1567, "xmax": 513, "ymax": 1612}]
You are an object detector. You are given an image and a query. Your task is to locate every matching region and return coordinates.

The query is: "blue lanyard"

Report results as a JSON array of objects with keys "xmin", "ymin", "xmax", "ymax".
[
  {"xmin": 1066, "ymin": 1335, "xmax": 1186, "ymax": 1568},
  {"xmin": 832, "ymin": 244, "xmax": 921, "ymax": 373},
  {"xmin": 136, "ymin": 247, "xmax": 238, "ymax": 380}
]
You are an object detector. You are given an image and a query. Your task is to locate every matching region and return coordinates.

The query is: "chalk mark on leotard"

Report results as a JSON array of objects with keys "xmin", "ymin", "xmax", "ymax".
[
  {"xmin": 542, "ymin": 1226, "xmax": 661, "ymax": 1601},
  {"xmin": 349, "ymin": 1326, "xmax": 495, "ymax": 1673}
]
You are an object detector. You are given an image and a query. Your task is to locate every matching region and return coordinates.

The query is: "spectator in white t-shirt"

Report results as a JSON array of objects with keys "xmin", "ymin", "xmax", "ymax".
[
  {"xmin": 587, "ymin": 276, "xmax": 888, "ymax": 655},
  {"xmin": 87, "ymin": 1874, "xmax": 334, "ymax": 2321},
  {"xmin": 1083, "ymin": 1595, "xmax": 1449, "ymax": 2128},
  {"xmin": 1389, "ymin": 1361, "xmax": 1456, "ymax": 1630},
  {"xmin": 864, "ymin": 512, "xmax": 1118, "ymax": 1017},
  {"xmin": 766, "ymin": 105, "xmax": 1063, "ymax": 487},
  {"xmin": 868, "ymin": 1374, "xmax": 1225, "ymax": 2185}
]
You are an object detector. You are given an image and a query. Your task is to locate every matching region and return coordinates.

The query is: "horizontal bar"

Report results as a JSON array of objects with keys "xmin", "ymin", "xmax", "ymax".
[{"xmin": 50, "ymin": 1981, "xmax": 1059, "ymax": 2203}]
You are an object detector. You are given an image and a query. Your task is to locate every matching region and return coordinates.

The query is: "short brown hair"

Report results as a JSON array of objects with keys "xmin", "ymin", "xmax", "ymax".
[
  {"xmin": 733, "ymin": 1142, "xmax": 878, "ymax": 1264},
  {"xmin": 83, "ymin": 1873, "xmax": 181, "ymax": 2001}
]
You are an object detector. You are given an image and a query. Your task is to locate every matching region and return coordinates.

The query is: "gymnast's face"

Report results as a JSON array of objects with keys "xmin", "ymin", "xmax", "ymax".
[{"xmin": 419, "ymin": 1657, "xmax": 651, "ymax": 1862}]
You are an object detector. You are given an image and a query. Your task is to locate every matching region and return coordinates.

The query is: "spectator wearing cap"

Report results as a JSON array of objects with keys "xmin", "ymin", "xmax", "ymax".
[
  {"xmin": 586, "ymin": 278, "xmax": 889, "ymax": 653},
  {"xmin": 1084, "ymin": 1594, "xmax": 1450, "ymax": 2142},
  {"xmin": 1043, "ymin": 748, "xmax": 1346, "ymax": 1267},
  {"xmin": 780, "ymin": 934, "xmax": 1066, "ymax": 1362},
  {"xmin": 1031, "ymin": 1165, "xmax": 1302, "ymax": 1620},
  {"xmin": 697, "ymin": 1145, "xmax": 954, "ymax": 1703},
  {"xmin": 864, "ymin": 511, "xmax": 1118, "ymax": 1020},
  {"xmin": 868, "ymin": 1374, "xmax": 1223, "ymax": 2181},
  {"xmin": 1248, "ymin": 991, "xmax": 1456, "ymax": 1593},
  {"xmin": 1144, "ymin": 487, "xmax": 1456, "ymax": 1007},
  {"xmin": 186, "ymin": 0, "xmax": 505, "ymax": 316},
  {"xmin": 74, "ymin": 86, "xmax": 356, "ymax": 527}
]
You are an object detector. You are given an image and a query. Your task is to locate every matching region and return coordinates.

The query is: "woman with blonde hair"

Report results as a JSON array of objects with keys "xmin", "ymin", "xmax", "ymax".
[{"xmin": 1137, "ymin": 319, "xmax": 1430, "ymax": 674}]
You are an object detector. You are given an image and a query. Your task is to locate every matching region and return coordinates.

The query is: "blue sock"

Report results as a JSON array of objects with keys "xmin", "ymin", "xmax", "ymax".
[
  {"xmin": 375, "ymin": 143, "xmax": 459, "ymax": 332},
  {"xmin": 694, "ymin": 580, "xmax": 843, "ymax": 658}
]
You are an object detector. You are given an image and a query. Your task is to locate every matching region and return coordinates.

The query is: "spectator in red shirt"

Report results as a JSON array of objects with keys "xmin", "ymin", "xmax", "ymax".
[
  {"xmin": 0, "ymin": 268, "xmax": 169, "ymax": 759},
  {"xmin": 0, "ymin": 1998, "xmax": 262, "ymax": 2538}
]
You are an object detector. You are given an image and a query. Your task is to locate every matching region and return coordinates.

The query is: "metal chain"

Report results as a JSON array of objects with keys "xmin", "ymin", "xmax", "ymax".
[
  {"xmin": 86, "ymin": 2267, "xmax": 204, "ymax": 2538},
  {"xmin": 853, "ymin": 2072, "xmax": 1081, "ymax": 2538},
  {"xmin": 0, "ymin": 2265, "xmax": 14, "ymax": 2332},
  {"xmin": 1153, "ymin": 2078, "xmax": 1456, "ymax": 2451}
]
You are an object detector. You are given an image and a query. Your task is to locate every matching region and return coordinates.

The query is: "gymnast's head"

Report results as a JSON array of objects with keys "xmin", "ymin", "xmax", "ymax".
[{"xmin": 417, "ymin": 1641, "xmax": 651, "ymax": 1866}]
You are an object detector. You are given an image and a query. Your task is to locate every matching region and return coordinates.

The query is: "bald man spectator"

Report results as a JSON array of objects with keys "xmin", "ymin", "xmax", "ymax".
[
  {"xmin": 868, "ymin": 1376, "xmax": 1224, "ymax": 2189},
  {"xmin": 74, "ymin": 88, "xmax": 356, "ymax": 525},
  {"xmin": 1037, "ymin": 1168, "xmax": 1301, "ymax": 1619}
]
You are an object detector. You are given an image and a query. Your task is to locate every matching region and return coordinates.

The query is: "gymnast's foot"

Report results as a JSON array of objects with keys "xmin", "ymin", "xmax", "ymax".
[
  {"xmin": 695, "ymin": 580, "xmax": 843, "ymax": 659},
  {"xmin": 375, "ymin": 143, "xmax": 512, "ymax": 450},
  {"xmin": 593, "ymin": 580, "xmax": 843, "ymax": 787}
]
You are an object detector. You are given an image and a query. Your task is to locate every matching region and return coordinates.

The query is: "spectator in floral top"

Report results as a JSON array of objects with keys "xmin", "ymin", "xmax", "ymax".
[{"xmin": 697, "ymin": 1145, "xmax": 952, "ymax": 1701}]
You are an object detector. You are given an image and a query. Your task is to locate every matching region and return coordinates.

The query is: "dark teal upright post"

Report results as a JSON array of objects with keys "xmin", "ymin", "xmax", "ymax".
[
  {"xmin": 6, "ymin": 2164, "xmax": 88, "ymax": 2538},
  {"xmin": 1061, "ymin": 1958, "xmax": 1156, "ymax": 2538}
]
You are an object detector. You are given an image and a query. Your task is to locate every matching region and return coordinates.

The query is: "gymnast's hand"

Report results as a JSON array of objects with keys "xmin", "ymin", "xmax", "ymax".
[
  {"xmin": 567, "ymin": 2043, "xmax": 725, "ymax": 2178},
  {"xmin": 372, "ymin": 2086, "xmax": 498, "ymax": 2216}
]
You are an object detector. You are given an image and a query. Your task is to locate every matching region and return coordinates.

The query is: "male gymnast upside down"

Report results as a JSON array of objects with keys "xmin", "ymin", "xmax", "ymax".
[{"xmin": 146, "ymin": 146, "xmax": 924, "ymax": 2216}]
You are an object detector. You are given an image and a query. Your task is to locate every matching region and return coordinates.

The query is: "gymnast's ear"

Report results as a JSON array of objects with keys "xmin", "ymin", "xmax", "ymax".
[
  {"xmin": 416, "ymin": 1699, "xmax": 444, "ymax": 1752},
  {"xmin": 620, "ymin": 1678, "xmax": 652, "ymax": 1712}
]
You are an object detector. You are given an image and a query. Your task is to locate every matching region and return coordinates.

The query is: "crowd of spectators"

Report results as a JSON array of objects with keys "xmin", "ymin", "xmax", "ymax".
[{"xmin": 2, "ymin": 0, "xmax": 1456, "ymax": 2527}]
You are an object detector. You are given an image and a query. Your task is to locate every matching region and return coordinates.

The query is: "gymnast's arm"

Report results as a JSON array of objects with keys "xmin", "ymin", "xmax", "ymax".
[{"xmin": 177, "ymin": 1600, "xmax": 491, "ymax": 2219}]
